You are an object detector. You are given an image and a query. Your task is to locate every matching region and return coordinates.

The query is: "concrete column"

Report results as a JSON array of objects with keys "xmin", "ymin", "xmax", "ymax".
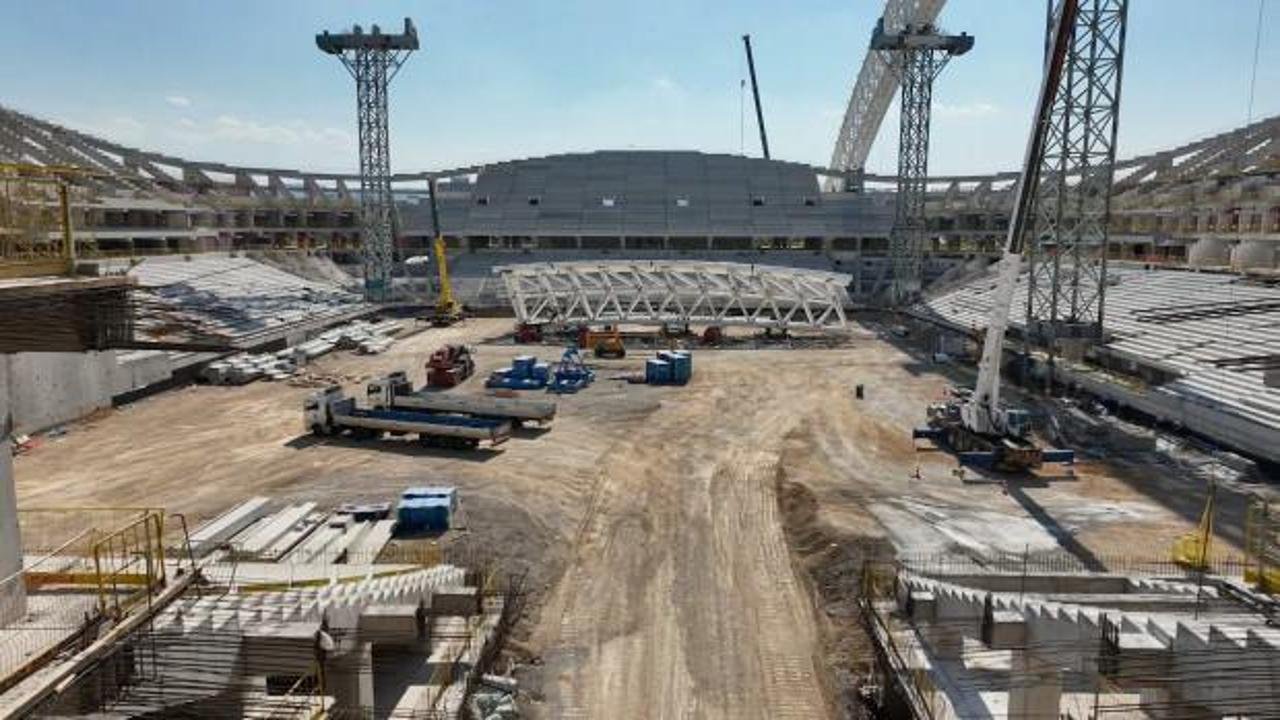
[
  {"xmin": 929, "ymin": 590, "xmax": 982, "ymax": 661},
  {"xmin": 0, "ymin": 436, "xmax": 25, "ymax": 625},
  {"xmin": 328, "ymin": 641, "xmax": 374, "ymax": 714},
  {"xmin": 1008, "ymin": 650, "xmax": 1061, "ymax": 718}
]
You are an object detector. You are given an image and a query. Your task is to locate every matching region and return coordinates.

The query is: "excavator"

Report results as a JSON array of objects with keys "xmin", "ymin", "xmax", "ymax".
[
  {"xmin": 426, "ymin": 177, "xmax": 463, "ymax": 326},
  {"xmin": 913, "ymin": 0, "xmax": 1078, "ymax": 473}
]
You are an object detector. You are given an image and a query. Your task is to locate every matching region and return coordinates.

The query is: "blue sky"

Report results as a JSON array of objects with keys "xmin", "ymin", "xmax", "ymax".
[{"xmin": 2, "ymin": 1, "xmax": 1275, "ymax": 175}]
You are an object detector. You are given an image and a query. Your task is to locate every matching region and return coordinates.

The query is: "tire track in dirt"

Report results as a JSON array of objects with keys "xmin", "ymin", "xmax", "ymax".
[{"xmin": 538, "ymin": 362, "xmax": 828, "ymax": 719}]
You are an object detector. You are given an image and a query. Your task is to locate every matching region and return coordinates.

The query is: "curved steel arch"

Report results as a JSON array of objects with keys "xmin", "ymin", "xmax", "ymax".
[{"xmin": 495, "ymin": 261, "xmax": 852, "ymax": 330}]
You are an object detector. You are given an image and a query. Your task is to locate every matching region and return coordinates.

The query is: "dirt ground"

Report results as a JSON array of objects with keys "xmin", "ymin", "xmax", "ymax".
[{"xmin": 12, "ymin": 316, "xmax": 1266, "ymax": 719}]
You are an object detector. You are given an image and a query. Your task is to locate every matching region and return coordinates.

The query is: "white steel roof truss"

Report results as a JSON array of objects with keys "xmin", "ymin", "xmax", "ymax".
[{"xmin": 493, "ymin": 261, "xmax": 850, "ymax": 329}]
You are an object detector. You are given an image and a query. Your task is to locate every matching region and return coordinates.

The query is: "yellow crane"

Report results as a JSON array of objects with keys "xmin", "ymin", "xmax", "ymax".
[{"xmin": 427, "ymin": 177, "xmax": 462, "ymax": 326}]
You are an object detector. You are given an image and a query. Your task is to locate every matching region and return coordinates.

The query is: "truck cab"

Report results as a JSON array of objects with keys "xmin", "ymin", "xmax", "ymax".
[
  {"xmin": 366, "ymin": 371, "xmax": 413, "ymax": 409},
  {"xmin": 305, "ymin": 386, "xmax": 344, "ymax": 434},
  {"xmin": 1000, "ymin": 407, "xmax": 1032, "ymax": 440}
]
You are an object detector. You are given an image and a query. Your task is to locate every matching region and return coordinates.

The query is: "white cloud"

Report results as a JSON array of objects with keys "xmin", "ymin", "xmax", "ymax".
[
  {"xmin": 203, "ymin": 115, "xmax": 350, "ymax": 146},
  {"xmin": 162, "ymin": 114, "xmax": 352, "ymax": 151},
  {"xmin": 651, "ymin": 75, "xmax": 678, "ymax": 93},
  {"xmin": 165, "ymin": 95, "xmax": 192, "ymax": 108},
  {"xmin": 935, "ymin": 101, "xmax": 999, "ymax": 119}
]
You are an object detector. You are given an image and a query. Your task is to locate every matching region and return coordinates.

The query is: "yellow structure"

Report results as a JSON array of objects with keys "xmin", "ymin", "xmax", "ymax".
[
  {"xmin": 1171, "ymin": 480, "xmax": 1216, "ymax": 571},
  {"xmin": 1246, "ymin": 499, "xmax": 1280, "ymax": 593},
  {"xmin": 0, "ymin": 162, "xmax": 92, "ymax": 279}
]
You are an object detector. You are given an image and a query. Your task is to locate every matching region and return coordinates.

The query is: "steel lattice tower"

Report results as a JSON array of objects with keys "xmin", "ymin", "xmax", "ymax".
[
  {"xmin": 1024, "ymin": 0, "xmax": 1127, "ymax": 375},
  {"xmin": 870, "ymin": 19, "xmax": 972, "ymax": 304},
  {"xmin": 317, "ymin": 19, "xmax": 419, "ymax": 302}
]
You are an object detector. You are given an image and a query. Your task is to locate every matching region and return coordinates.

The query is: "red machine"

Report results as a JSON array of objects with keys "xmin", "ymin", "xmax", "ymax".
[
  {"xmin": 426, "ymin": 344, "xmax": 475, "ymax": 388},
  {"xmin": 515, "ymin": 323, "xmax": 543, "ymax": 344}
]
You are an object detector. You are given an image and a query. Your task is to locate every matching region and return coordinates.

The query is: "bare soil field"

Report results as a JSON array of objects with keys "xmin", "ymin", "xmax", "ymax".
[{"xmin": 12, "ymin": 316, "xmax": 1259, "ymax": 719}]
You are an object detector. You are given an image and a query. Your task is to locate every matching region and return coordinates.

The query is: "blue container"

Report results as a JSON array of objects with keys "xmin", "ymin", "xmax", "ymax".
[
  {"xmin": 398, "ymin": 486, "xmax": 457, "ymax": 532},
  {"xmin": 512, "ymin": 355, "xmax": 536, "ymax": 376},
  {"xmin": 532, "ymin": 362, "xmax": 551, "ymax": 382},
  {"xmin": 645, "ymin": 359, "xmax": 671, "ymax": 384},
  {"xmin": 670, "ymin": 351, "xmax": 692, "ymax": 384},
  {"xmin": 402, "ymin": 486, "xmax": 456, "ymax": 503}
]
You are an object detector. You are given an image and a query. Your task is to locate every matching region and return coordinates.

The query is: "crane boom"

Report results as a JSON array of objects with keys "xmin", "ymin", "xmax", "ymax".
[
  {"xmin": 741, "ymin": 34, "xmax": 771, "ymax": 159},
  {"xmin": 428, "ymin": 177, "xmax": 461, "ymax": 324},
  {"xmin": 962, "ymin": 0, "xmax": 1078, "ymax": 437}
]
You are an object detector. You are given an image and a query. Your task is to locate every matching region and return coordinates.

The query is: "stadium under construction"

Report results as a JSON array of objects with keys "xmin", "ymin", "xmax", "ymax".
[{"xmin": 2, "ymin": 1, "xmax": 1280, "ymax": 718}]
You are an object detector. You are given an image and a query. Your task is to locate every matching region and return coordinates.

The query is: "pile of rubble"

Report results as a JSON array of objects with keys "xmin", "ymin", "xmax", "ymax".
[{"xmin": 469, "ymin": 674, "xmax": 519, "ymax": 720}]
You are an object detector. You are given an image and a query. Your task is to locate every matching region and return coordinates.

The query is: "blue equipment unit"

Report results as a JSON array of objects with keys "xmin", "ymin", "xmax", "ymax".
[
  {"xmin": 670, "ymin": 351, "xmax": 692, "ymax": 384},
  {"xmin": 397, "ymin": 486, "xmax": 457, "ymax": 532},
  {"xmin": 645, "ymin": 359, "xmax": 671, "ymax": 384},
  {"xmin": 647, "ymin": 350, "xmax": 691, "ymax": 385},
  {"xmin": 485, "ymin": 354, "xmax": 552, "ymax": 390},
  {"xmin": 548, "ymin": 346, "xmax": 595, "ymax": 394}
]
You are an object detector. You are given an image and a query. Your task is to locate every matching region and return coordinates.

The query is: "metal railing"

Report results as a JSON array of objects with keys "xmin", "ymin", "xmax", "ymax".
[{"xmin": 2, "ymin": 507, "xmax": 167, "ymax": 693}]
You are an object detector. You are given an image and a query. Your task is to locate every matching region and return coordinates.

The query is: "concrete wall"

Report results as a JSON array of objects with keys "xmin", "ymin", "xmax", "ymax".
[{"xmin": 0, "ymin": 351, "xmax": 174, "ymax": 435}]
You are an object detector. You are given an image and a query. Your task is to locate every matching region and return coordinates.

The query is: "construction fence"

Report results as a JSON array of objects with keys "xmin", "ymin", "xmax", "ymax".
[{"xmin": 1, "ymin": 508, "xmax": 168, "ymax": 697}]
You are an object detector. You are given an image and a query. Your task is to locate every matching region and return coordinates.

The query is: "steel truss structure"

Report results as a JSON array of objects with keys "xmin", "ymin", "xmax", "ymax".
[
  {"xmin": 317, "ymin": 19, "xmax": 419, "ymax": 302},
  {"xmin": 872, "ymin": 20, "xmax": 972, "ymax": 304},
  {"xmin": 496, "ymin": 262, "xmax": 852, "ymax": 329},
  {"xmin": 1024, "ymin": 0, "xmax": 1128, "ymax": 367},
  {"xmin": 888, "ymin": 47, "xmax": 949, "ymax": 303},
  {"xmin": 830, "ymin": 0, "xmax": 947, "ymax": 186}
]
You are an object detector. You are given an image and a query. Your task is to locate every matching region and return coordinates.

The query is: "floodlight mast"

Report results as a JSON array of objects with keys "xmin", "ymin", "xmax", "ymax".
[{"xmin": 316, "ymin": 18, "xmax": 419, "ymax": 302}]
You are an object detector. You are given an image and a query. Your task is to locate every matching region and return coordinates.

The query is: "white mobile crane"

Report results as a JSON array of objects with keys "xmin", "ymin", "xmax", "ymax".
[{"xmin": 913, "ymin": 0, "xmax": 1080, "ymax": 472}]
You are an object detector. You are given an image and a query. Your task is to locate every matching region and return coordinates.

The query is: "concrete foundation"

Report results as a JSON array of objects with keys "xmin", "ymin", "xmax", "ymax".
[
  {"xmin": 0, "ymin": 438, "xmax": 25, "ymax": 625},
  {"xmin": 1008, "ymin": 650, "xmax": 1062, "ymax": 718},
  {"xmin": 329, "ymin": 642, "xmax": 374, "ymax": 713}
]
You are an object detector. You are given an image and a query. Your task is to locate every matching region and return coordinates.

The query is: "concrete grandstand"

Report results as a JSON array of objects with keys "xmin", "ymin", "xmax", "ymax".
[
  {"xmin": 2, "ymin": 104, "xmax": 1277, "ymax": 273},
  {"xmin": 3, "ymin": 100, "xmax": 1280, "ymax": 467}
]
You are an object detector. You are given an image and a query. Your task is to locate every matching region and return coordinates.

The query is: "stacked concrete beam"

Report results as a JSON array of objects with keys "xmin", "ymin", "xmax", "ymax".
[
  {"xmin": 186, "ymin": 497, "xmax": 271, "ymax": 558},
  {"xmin": 233, "ymin": 503, "xmax": 318, "ymax": 559},
  {"xmin": 896, "ymin": 572, "xmax": 1280, "ymax": 718}
]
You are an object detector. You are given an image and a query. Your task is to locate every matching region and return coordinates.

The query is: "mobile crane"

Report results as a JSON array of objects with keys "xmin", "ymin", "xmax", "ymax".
[
  {"xmin": 427, "ymin": 177, "xmax": 463, "ymax": 326},
  {"xmin": 913, "ymin": 0, "xmax": 1079, "ymax": 473}
]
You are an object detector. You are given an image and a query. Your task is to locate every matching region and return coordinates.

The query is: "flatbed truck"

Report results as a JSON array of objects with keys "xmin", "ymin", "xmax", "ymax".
[
  {"xmin": 367, "ymin": 371, "xmax": 557, "ymax": 427},
  {"xmin": 305, "ymin": 386, "xmax": 510, "ymax": 450}
]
